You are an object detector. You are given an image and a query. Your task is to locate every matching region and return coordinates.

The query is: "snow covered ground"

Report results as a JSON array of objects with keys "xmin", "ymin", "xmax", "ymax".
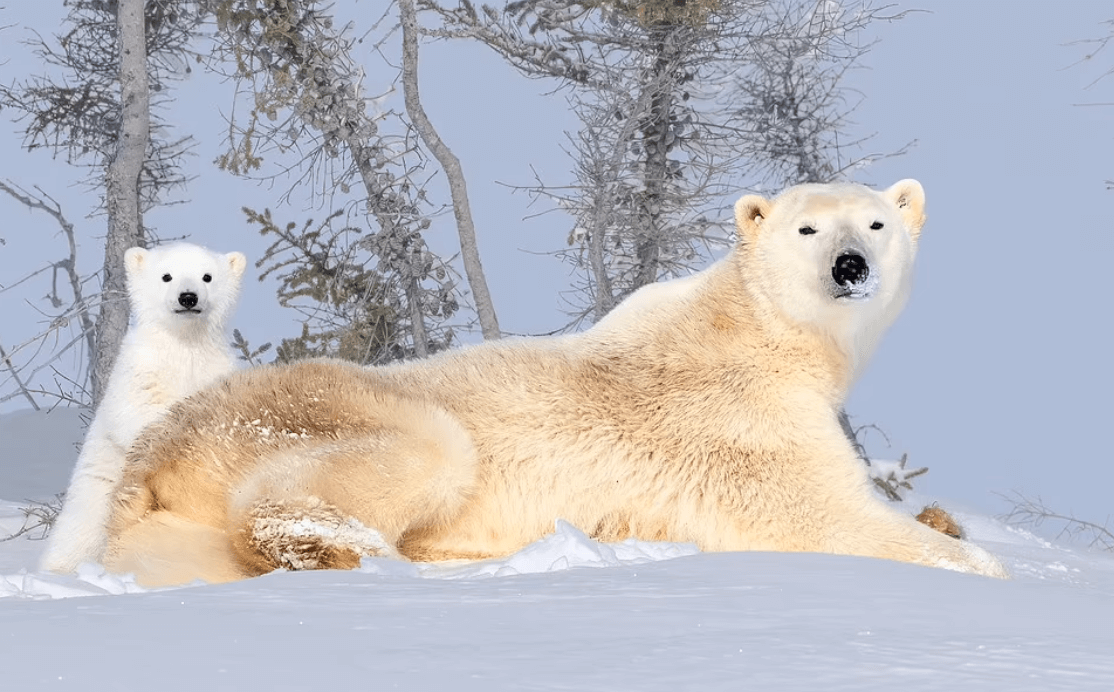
[{"xmin": 1, "ymin": 408, "xmax": 1112, "ymax": 691}]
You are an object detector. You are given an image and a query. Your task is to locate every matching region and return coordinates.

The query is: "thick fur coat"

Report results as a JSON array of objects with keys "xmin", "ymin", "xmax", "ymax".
[
  {"xmin": 42, "ymin": 243, "xmax": 246, "ymax": 573},
  {"xmin": 104, "ymin": 182, "xmax": 1008, "ymax": 585}
]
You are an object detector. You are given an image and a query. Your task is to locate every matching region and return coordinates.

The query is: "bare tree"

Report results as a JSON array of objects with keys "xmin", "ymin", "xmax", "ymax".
[
  {"xmin": 732, "ymin": 0, "xmax": 913, "ymax": 188},
  {"xmin": 429, "ymin": 0, "xmax": 745, "ymax": 321},
  {"xmin": 429, "ymin": 0, "xmax": 906, "ymax": 325},
  {"xmin": 0, "ymin": 0, "xmax": 207, "ymax": 407},
  {"xmin": 399, "ymin": 0, "xmax": 500, "ymax": 339},
  {"xmin": 211, "ymin": 0, "xmax": 465, "ymax": 359}
]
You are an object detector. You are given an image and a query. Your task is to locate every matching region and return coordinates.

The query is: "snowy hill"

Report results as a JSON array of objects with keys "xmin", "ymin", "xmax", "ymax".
[{"xmin": 1, "ymin": 409, "xmax": 1112, "ymax": 691}]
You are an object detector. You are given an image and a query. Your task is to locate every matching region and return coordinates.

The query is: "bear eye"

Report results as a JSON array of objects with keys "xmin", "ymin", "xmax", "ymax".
[
  {"xmin": 203, "ymin": 274, "xmax": 213, "ymax": 283},
  {"xmin": 162, "ymin": 274, "xmax": 172, "ymax": 283},
  {"xmin": 798, "ymin": 226, "xmax": 817, "ymax": 236},
  {"xmin": 870, "ymin": 221, "xmax": 884, "ymax": 230}
]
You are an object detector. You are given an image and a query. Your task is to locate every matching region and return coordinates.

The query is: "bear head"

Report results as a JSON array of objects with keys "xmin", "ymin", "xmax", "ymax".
[
  {"xmin": 733, "ymin": 180, "xmax": 926, "ymax": 377},
  {"xmin": 124, "ymin": 243, "xmax": 247, "ymax": 335}
]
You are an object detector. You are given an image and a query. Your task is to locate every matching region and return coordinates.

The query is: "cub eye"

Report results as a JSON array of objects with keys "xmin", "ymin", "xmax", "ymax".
[
  {"xmin": 162, "ymin": 274, "xmax": 172, "ymax": 282},
  {"xmin": 203, "ymin": 274, "xmax": 213, "ymax": 283},
  {"xmin": 870, "ymin": 221, "xmax": 884, "ymax": 230},
  {"xmin": 798, "ymin": 226, "xmax": 817, "ymax": 236}
]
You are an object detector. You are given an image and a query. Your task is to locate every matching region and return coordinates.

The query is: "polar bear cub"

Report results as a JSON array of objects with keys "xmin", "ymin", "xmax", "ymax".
[{"xmin": 41, "ymin": 243, "xmax": 246, "ymax": 574}]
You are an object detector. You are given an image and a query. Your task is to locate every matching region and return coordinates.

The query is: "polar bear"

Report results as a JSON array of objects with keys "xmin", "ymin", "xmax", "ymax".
[
  {"xmin": 104, "ymin": 181, "xmax": 1008, "ymax": 586},
  {"xmin": 41, "ymin": 243, "xmax": 246, "ymax": 574}
]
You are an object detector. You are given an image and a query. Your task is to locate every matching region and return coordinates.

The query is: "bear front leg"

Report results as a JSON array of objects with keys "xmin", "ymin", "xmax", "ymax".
[
  {"xmin": 42, "ymin": 433, "xmax": 128, "ymax": 573},
  {"xmin": 699, "ymin": 443, "xmax": 1009, "ymax": 578},
  {"xmin": 795, "ymin": 486, "xmax": 1011, "ymax": 579},
  {"xmin": 857, "ymin": 507, "xmax": 1010, "ymax": 579}
]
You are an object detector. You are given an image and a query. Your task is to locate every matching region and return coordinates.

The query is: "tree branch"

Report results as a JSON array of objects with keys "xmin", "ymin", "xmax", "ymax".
[
  {"xmin": 0, "ymin": 341, "xmax": 40, "ymax": 411},
  {"xmin": 999, "ymin": 491, "xmax": 1114, "ymax": 552}
]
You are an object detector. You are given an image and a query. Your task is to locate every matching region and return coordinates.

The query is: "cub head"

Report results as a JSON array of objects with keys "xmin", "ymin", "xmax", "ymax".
[
  {"xmin": 124, "ymin": 243, "xmax": 247, "ymax": 333},
  {"xmin": 733, "ymin": 180, "xmax": 926, "ymax": 374}
]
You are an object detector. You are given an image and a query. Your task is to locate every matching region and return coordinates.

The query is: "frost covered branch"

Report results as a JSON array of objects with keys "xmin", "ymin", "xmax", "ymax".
[
  {"xmin": 840, "ymin": 414, "xmax": 926, "ymax": 502},
  {"xmin": 868, "ymin": 453, "xmax": 927, "ymax": 503}
]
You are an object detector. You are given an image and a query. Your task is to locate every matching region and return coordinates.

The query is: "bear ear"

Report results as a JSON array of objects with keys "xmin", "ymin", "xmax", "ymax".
[
  {"xmin": 225, "ymin": 251, "xmax": 247, "ymax": 278},
  {"xmin": 734, "ymin": 194, "xmax": 772, "ymax": 240},
  {"xmin": 124, "ymin": 247, "xmax": 147, "ymax": 275},
  {"xmin": 885, "ymin": 179, "xmax": 926, "ymax": 240}
]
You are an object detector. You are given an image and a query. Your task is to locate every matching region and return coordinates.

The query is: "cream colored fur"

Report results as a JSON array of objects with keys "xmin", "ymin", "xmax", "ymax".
[
  {"xmin": 42, "ymin": 243, "xmax": 246, "ymax": 574},
  {"xmin": 104, "ymin": 181, "xmax": 1007, "ymax": 585}
]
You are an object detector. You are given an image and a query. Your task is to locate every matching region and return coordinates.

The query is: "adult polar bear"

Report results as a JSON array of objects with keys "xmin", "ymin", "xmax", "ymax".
[{"xmin": 104, "ymin": 180, "xmax": 1008, "ymax": 585}]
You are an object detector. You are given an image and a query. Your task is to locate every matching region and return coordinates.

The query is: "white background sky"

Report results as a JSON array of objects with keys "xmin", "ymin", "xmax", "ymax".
[{"xmin": 1, "ymin": 0, "xmax": 1111, "ymax": 525}]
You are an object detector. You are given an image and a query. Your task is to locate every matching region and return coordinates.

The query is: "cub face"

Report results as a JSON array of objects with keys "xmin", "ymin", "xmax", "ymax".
[
  {"xmin": 124, "ymin": 243, "xmax": 247, "ymax": 331},
  {"xmin": 733, "ymin": 180, "xmax": 926, "ymax": 331}
]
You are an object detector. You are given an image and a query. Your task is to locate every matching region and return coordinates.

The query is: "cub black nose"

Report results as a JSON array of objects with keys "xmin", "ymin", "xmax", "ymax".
[
  {"xmin": 832, "ymin": 253, "xmax": 869, "ymax": 286},
  {"xmin": 178, "ymin": 292, "xmax": 198, "ymax": 309}
]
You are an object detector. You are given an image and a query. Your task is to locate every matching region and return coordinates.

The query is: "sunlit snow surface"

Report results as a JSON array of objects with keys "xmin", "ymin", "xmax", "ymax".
[{"xmin": 2, "ymin": 410, "xmax": 1112, "ymax": 690}]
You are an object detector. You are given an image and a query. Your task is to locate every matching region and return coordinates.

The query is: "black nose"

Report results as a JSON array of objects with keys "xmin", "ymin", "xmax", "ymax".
[
  {"xmin": 832, "ymin": 253, "xmax": 869, "ymax": 286},
  {"xmin": 178, "ymin": 292, "xmax": 198, "ymax": 309}
]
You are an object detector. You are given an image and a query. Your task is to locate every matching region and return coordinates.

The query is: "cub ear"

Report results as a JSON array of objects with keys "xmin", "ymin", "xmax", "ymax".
[
  {"xmin": 734, "ymin": 194, "xmax": 772, "ymax": 241},
  {"xmin": 124, "ymin": 247, "xmax": 147, "ymax": 275},
  {"xmin": 225, "ymin": 251, "xmax": 247, "ymax": 279},
  {"xmin": 885, "ymin": 179, "xmax": 926, "ymax": 240}
]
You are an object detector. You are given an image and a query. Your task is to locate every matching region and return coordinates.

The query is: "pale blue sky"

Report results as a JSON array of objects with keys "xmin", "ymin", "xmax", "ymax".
[{"xmin": 1, "ymin": 1, "xmax": 1111, "ymax": 526}]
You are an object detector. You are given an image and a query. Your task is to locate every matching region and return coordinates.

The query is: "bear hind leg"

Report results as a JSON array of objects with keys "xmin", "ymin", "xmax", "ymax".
[{"xmin": 230, "ymin": 405, "xmax": 478, "ymax": 575}]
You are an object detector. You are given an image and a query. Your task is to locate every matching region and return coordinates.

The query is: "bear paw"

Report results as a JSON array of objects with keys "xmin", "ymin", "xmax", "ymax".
[{"xmin": 241, "ymin": 498, "xmax": 400, "ymax": 573}]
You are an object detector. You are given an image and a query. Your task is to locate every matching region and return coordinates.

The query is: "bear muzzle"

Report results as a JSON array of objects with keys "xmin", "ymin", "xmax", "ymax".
[
  {"xmin": 830, "ymin": 250, "xmax": 876, "ymax": 299},
  {"xmin": 175, "ymin": 291, "xmax": 203, "ymax": 314}
]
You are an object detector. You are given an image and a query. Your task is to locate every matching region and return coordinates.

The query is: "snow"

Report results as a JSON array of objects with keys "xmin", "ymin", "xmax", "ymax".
[{"xmin": 1, "ymin": 409, "xmax": 1113, "ymax": 690}]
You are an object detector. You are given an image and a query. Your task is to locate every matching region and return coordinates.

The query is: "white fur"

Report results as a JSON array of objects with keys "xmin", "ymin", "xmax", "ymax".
[
  {"xmin": 41, "ymin": 243, "xmax": 246, "ymax": 573},
  {"xmin": 105, "ymin": 180, "xmax": 1007, "ymax": 585},
  {"xmin": 736, "ymin": 180, "xmax": 925, "ymax": 381}
]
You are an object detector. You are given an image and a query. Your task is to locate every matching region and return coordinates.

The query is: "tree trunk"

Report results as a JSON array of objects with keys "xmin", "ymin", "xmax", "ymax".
[
  {"xmin": 633, "ymin": 24, "xmax": 679, "ymax": 291},
  {"xmin": 95, "ymin": 0, "xmax": 149, "ymax": 408},
  {"xmin": 587, "ymin": 186, "xmax": 616, "ymax": 322},
  {"xmin": 398, "ymin": 0, "xmax": 501, "ymax": 340}
]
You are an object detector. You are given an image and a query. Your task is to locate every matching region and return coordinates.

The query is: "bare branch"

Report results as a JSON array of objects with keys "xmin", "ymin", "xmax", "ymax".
[
  {"xmin": 1066, "ymin": 18, "xmax": 1114, "ymax": 90},
  {"xmin": 999, "ymin": 491, "xmax": 1114, "ymax": 552},
  {"xmin": 0, "ymin": 495, "xmax": 63, "ymax": 542},
  {"xmin": 0, "ymin": 341, "xmax": 39, "ymax": 411},
  {"xmin": 0, "ymin": 180, "xmax": 98, "ymax": 372}
]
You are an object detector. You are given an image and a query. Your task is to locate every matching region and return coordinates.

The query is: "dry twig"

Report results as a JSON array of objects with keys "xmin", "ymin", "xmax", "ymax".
[{"xmin": 0, "ymin": 495, "xmax": 64, "ymax": 542}]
